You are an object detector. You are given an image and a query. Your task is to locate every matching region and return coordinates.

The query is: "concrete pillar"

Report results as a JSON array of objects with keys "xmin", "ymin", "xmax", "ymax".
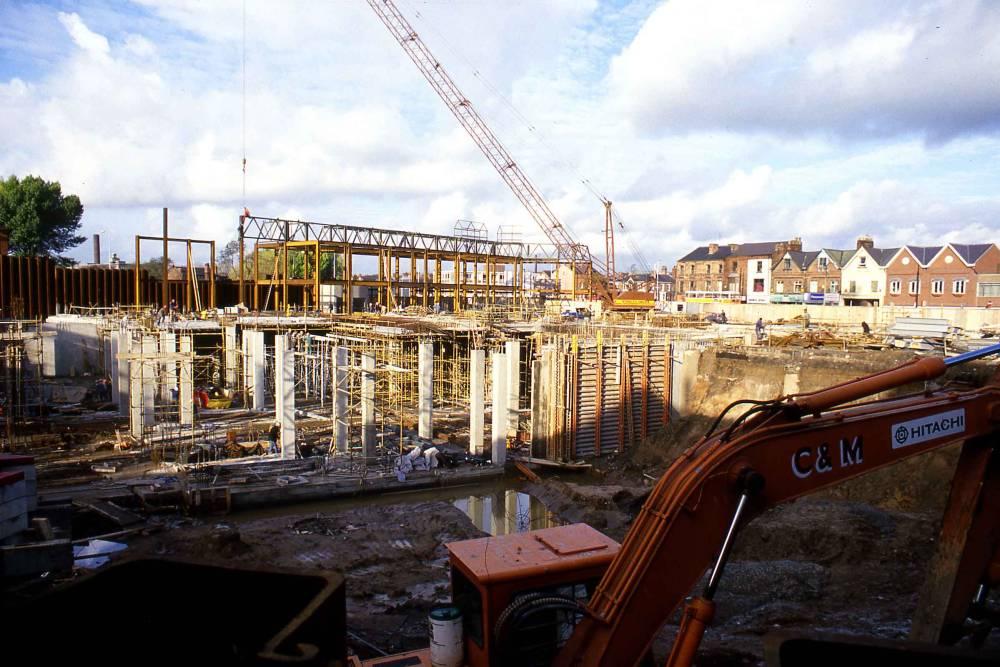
[
  {"xmin": 491, "ymin": 351, "xmax": 507, "ymax": 466},
  {"xmin": 275, "ymin": 334, "xmax": 295, "ymax": 459},
  {"xmin": 505, "ymin": 340, "xmax": 520, "ymax": 433},
  {"xmin": 418, "ymin": 341, "xmax": 433, "ymax": 439},
  {"xmin": 141, "ymin": 336, "xmax": 157, "ymax": 429},
  {"xmin": 110, "ymin": 331, "xmax": 124, "ymax": 415},
  {"xmin": 671, "ymin": 348, "xmax": 701, "ymax": 418},
  {"xmin": 333, "ymin": 346, "xmax": 348, "ymax": 453},
  {"xmin": 469, "ymin": 349, "xmax": 485, "ymax": 456},
  {"xmin": 242, "ymin": 330, "xmax": 250, "ymax": 392},
  {"xmin": 128, "ymin": 336, "xmax": 142, "ymax": 438},
  {"xmin": 252, "ymin": 330, "xmax": 266, "ymax": 411},
  {"xmin": 179, "ymin": 336, "xmax": 194, "ymax": 426},
  {"xmin": 224, "ymin": 325, "xmax": 238, "ymax": 388},
  {"xmin": 159, "ymin": 331, "xmax": 176, "ymax": 401},
  {"xmin": 361, "ymin": 352, "xmax": 376, "ymax": 457}
]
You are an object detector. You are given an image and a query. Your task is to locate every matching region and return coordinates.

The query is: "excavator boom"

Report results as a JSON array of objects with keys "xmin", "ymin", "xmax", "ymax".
[{"xmin": 557, "ymin": 349, "xmax": 1000, "ymax": 666}]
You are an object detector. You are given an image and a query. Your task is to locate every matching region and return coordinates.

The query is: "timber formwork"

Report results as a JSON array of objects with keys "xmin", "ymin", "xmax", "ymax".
[
  {"xmin": 239, "ymin": 215, "xmax": 587, "ymax": 313},
  {"xmin": 533, "ymin": 332, "xmax": 671, "ymax": 461}
]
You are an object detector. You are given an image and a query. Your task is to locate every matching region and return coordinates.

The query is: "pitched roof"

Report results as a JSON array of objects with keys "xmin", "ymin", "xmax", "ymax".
[
  {"xmin": 773, "ymin": 250, "xmax": 818, "ymax": 270},
  {"xmin": 949, "ymin": 243, "xmax": 993, "ymax": 265},
  {"xmin": 733, "ymin": 241, "xmax": 783, "ymax": 257},
  {"xmin": 656, "ymin": 273, "xmax": 674, "ymax": 284},
  {"xmin": 904, "ymin": 245, "xmax": 943, "ymax": 265},
  {"xmin": 677, "ymin": 246, "xmax": 733, "ymax": 262},
  {"xmin": 865, "ymin": 247, "xmax": 900, "ymax": 266},
  {"xmin": 820, "ymin": 249, "xmax": 856, "ymax": 268}
]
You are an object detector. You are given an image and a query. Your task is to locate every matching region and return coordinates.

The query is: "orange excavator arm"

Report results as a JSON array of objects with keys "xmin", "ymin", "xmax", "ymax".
[{"xmin": 556, "ymin": 350, "xmax": 1000, "ymax": 667}]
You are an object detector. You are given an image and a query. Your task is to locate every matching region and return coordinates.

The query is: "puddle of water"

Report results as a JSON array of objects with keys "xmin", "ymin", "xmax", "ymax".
[{"xmin": 453, "ymin": 489, "xmax": 562, "ymax": 536}]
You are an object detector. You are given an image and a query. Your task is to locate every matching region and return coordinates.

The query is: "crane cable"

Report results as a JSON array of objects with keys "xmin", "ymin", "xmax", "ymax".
[{"xmin": 241, "ymin": 0, "xmax": 247, "ymax": 209}]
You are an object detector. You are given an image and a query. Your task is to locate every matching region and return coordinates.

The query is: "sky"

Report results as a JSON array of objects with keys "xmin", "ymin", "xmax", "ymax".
[{"xmin": 1, "ymin": 0, "xmax": 999, "ymax": 270}]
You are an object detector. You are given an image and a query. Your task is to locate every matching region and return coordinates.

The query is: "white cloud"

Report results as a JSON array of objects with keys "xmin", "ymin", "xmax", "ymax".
[
  {"xmin": 609, "ymin": 0, "xmax": 1000, "ymax": 141},
  {"xmin": 57, "ymin": 12, "xmax": 110, "ymax": 56}
]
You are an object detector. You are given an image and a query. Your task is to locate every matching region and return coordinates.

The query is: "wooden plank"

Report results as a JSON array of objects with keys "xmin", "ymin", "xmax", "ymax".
[
  {"xmin": 513, "ymin": 460, "xmax": 541, "ymax": 483},
  {"xmin": 72, "ymin": 498, "xmax": 143, "ymax": 527}
]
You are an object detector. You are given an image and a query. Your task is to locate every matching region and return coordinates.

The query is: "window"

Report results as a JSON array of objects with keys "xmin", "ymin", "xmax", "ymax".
[
  {"xmin": 908, "ymin": 280, "xmax": 919, "ymax": 295},
  {"xmin": 783, "ymin": 258, "xmax": 792, "ymax": 271},
  {"xmin": 890, "ymin": 280, "xmax": 901, "ymax": 295},
  {"xmin": 793, "ymin": 281, "xmax": 803, "ymax": 293},
  {"xmin": 819, "ymin": 257, "xmax": 828, "ymax": 269},
  {"xmin": 809, "ymin": 280, "xmax": 818, "ymax": 292},
  {"xmin": 706, "ymin": 264, "xmax": 711, "ymax": 274},
  {"xmin": 931, "ymin": 279, "xmax": 944, "ymax": 295},
  {"xmin": 775, "ymin": 280, "xmax": 784, "ymax": 293},
  {"xmin": 871, "ymin": 281, "xmax": 879, "ymax": 293},
  {"xmin": 718, "ymin": 264, "xmax": 723, "ymax": 274},
  {"xmin": 753, "ymin": 278, "xmax": 764, "ymax": 292},
  {"xmin": 953, "ymin": 279, "xmax": 967, "ymax": 295},
  {"xmin": 849, "ymin": 280, "xmax": 857, "ymax": 293},
  {"xmin": 979, "ymin": 282, "xmax": 1000, "ymax": 297},
  {"xmin": 830, "ymin": 280, "xmax": 839, "ymax": 293},
  {"xmin": 859, "ymin": 256, "xmax": 867, "ymax": 267},
  {"xmin": 756, "ymin": 261, "xmax": 763, "ymax": 273}
]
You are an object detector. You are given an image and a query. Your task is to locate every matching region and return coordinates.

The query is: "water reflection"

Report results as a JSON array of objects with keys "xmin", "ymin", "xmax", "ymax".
[{"xmin": 453, "ymin": 490, "xmax": 561, "ymax": 535}]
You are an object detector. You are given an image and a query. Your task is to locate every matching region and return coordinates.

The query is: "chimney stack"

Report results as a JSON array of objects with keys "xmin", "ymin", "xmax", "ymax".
[
  {"xmin": 708, "ymin": 243, "xmax": 719, "ymax": 255},
  {"xmin": 92, "ymin": 234, "xmax": 101, "ymax": 264},
  {"xmin": 788, "ymin": 237, "xmax": 803, "ymax": 252},
  {"xmin": 856, "ymin": 235, "xmax": 874, "ymax": 250}
]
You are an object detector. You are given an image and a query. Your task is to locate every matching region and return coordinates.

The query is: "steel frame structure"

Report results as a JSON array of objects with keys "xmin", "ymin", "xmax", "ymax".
[{"xmin": 238, "ymin": 215, "xmax": 582, "ymax": 313}]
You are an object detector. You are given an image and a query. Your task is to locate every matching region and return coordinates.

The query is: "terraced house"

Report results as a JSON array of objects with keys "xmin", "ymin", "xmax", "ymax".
[
  {"xmin": 771, "ymin": 248, "xmax": 855, "ymax": 304},
  {"xmin": 883, "ymin": 243, "xmax": 1000, "ymax": 307}
]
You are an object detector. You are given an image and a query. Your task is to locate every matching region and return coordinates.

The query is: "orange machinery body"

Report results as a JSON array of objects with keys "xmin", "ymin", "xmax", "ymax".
[{"xmin": 448, "ymin": 524, "xmax": 620, "ymax": 667}]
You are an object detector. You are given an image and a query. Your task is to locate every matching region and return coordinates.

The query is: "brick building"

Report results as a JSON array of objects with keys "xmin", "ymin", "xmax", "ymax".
[
  {"xmin": 771, "ymin": 248, "xmax": 854, "ymax": 302},
  {"xmin": 884, "ymin": 243, "xmax": 1000, "ymax": 307}
]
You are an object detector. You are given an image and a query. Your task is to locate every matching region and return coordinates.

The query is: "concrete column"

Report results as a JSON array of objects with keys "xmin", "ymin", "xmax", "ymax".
[
  {"xmin": 252, "ymin": 330, "xmax": 266, "ymax": 411},
  {"xmin": 242, "ymin": 330, "xmax": 251, "ymax": 392},
  {"xmin": 491, "ymin": 351, "xmax": 507, "ymax": 466},
  {"xmin": 275, "ymin": 334, "xmax": 295, "ymax": 459},
  {"xmin": 159, "ymin": 331, "xmax": 176, "ymax": 401},
  {"xmin": 671, "ymin": 348, "xmax": 701, "ymax": 418},
  {"xmin": 333, "ymin": 346, "xmax": 348, "ymax": 453},
  {"xmin": 469, "ymin": 349, "xmax": 485, "ymax": 456},
  {"xmin": 141, "ymin": 336, "xmax": 157, "ymax": 429},
  {"xmin": 179, "ymin": 336, "xmax": 194, "ymax": 426},
  {"xmin": 128, "ymin": 336, "xmax": 142, "ymax": 438},
  {"xmin": 418, "ymin": 341, "xmax": 433, "ymax": 439},
  {"xmin": 110, "ymin": 331, "xmax": 124, "ymax": 415},
  {"xmin": 224, "ymin": 325, "xmax": 238, "ymax": 388},
  {"xmin": 782, "ymin": 364, "xmax": 801, "ymax": 396},
  {"xmin": 361, "ymin": 353, "xmax": 376, "ymax": 457},
  {"xmin": 505, "ymin": 340, "xmax": 520, "ymax": 432}
]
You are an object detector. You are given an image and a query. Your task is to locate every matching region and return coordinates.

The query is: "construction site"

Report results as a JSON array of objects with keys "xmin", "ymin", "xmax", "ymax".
[{"xmin": 3, "ymin": 2, "xmax": 1000, "ymax": 667}]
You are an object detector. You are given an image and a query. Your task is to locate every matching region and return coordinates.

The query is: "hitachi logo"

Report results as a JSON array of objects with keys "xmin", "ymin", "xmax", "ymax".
[{"xmin": 891, "ymin": 409, "xmax": 966, "ymax": 449}]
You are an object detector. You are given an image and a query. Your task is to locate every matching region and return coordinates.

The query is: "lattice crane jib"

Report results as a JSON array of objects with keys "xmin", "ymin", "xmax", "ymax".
[{"xmin": 365, "ymin": 0, "xmax": 606, "ymax": 283}]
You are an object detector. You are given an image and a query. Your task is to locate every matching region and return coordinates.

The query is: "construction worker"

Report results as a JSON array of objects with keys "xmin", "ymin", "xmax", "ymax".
[{"xmin": 267, "ymin": 422, "xmax": 280, "ymax": 454}]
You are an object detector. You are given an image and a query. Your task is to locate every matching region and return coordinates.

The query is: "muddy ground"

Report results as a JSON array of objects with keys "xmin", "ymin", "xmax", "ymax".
[{"xmin": 111, "ymin": 413, "xmax": 1000, "ymax": 665}]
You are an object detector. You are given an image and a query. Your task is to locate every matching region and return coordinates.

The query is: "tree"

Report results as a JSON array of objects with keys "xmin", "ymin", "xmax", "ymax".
[
  {"xmin": 0, "ymin": 175, "xmax": 85, "ymax": 264},
  {"xmin": 141, "ymin": 255, "xmax": 174, "ymax": 280}
]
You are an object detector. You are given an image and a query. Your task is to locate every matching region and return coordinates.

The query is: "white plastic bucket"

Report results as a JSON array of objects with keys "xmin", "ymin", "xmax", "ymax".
[{"xmin": 429, "ymin": 605, "xmax": 463, "ymax": 667}]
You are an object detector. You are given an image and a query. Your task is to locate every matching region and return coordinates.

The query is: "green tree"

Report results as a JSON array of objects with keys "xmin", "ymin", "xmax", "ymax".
[
  {"xmin": 142, "ymin": 255, "xmax": 174, "ymax": 280},
  {"xmin": 0, "ymin": 175, "xmax": 85, "ymax": 264}
]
